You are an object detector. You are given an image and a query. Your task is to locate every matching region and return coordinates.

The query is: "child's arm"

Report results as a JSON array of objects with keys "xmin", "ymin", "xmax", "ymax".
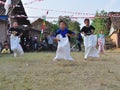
[
  {"xmin": 67, "ymin": 30, "xmax": 75, "ymax": 37},
  {"xmin": 54, "ymin": 38, "xmax": 60, "ymax": 42},
  {"xmin": 1, "ymin": 49, "xmax": 5, "ymax": 54}
]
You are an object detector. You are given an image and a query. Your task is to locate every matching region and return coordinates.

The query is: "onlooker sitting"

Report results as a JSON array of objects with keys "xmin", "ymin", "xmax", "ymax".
[{"xmin": 1, "ymin": 44, "xmax": 10, "ymax": 54}]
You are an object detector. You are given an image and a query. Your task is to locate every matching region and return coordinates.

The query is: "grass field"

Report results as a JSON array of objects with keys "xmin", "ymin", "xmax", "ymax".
[{"xmin": 0, "ymin": 50, "xmax": 120, "ymax": 90}]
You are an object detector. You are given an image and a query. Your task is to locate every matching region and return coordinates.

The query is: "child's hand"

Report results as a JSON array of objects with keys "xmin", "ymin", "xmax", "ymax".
[
  {"xmin": 56, "ymin": 38, "xmax": 60, "ymax": 42},
  {"xmin": 54, "ymin": 38, "xmax": 60, "ymax": 42},
  {"xmin": 67, "ymin": 34, "xmax": 71, "ymax": 36}
]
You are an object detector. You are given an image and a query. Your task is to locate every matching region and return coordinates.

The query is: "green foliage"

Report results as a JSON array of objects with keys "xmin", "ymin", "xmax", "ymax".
[
  {"xmin": 50, "ymin": 23, "xmax": 59, "ymax": 33},
  {"xmin": 58, "ymin": 16, "xmax": 71, "ymax": 26},
  {"xmin": 68, "ymin": 21, "xmax": 80, "ymax": 33},
  {"xmin": 92, "ymin": 10, "xmax": 109, "ymax": 35},
  {"xmin": 58, "ymin": 16, "xmax": 80, "ymax": 33}
]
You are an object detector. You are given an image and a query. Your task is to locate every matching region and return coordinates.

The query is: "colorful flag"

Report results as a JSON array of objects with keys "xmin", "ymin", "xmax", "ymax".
[
  {"xmin": 40, "ymin": 10, "xmax": 48, "ymax": 38},
  {"xmin": 40, "ymin": 16, "xmax": 46, "ymax": 38},
  {"xmin": 46, "ymin": 10, "xmax": 49, "ymax": 15}
]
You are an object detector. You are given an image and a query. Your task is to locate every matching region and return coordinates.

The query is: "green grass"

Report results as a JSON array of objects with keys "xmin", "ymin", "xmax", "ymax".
[{"xmin": 0, "ymin": 51, "xmax": 120, "ymax": 90}]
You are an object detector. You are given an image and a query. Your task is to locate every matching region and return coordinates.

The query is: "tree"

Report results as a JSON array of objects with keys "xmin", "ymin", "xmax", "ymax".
[
  {"xmin": 58, "ymin": 16, "xmax": 71, "ymax": 26},
  {"xmin": 58, "ymin": 16, "xmax": 80, "ymax": 33},
  {"xmin": 92, "ymin": 10, "xmax": 109, "ymax": 35},
  {"xmin": 68, "ymin": 21, "xmax": 80, "ymax": 33},
  {"xmin": 50, "ymin": 23, "xmax": 59, "ymax": 33}
]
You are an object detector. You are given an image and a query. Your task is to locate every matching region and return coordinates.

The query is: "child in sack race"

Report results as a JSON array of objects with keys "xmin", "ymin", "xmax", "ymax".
[
  {"xmin": 8, "ymin": 22, "xmax": 24, "ymax": 57},
  {"xmin": 53, "ymin": 20, "xmax": 75, "ymax": 61},
  {"xmin": 81, "ymin": 19, "xmax": 99, "ymax": 60}
]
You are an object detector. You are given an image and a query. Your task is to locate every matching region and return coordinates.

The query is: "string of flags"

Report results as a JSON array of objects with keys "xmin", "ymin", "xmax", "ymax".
[
  {"xmin": 24, "ymin": 7, "xmax": 120, "ymax": 17},
  {"xmin": 1, "ymin": 0, "xmax": 120, "ymax": 18},
  {"xmin": 25, "ymin": 7, "xmax": 95, "ymax": 16},
  {"xmin": 24, "ymin": 0, "xmax": 44, "ymax": 5},
  {"xmin": 1, "ymin": 0, "xmax": 120, "ymax": 20},
  {"xmin": 7, "ymin": 14, "xmax": 120, "ymax": 20},
  {"xmin": 1, "ymin": 15, "xmax": 120, "ymax": 21}
]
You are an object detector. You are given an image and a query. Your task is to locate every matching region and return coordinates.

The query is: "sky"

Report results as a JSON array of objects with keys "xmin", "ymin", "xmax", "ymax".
[{"xmin": 21, "ymin": 0, "xmax": 120, "ymax": 26}]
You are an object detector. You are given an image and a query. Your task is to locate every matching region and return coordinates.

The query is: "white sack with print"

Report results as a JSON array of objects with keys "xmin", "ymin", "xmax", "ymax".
[{"xmin": 10, "ymin": 35, "xmax": 24, "ymax": 56}]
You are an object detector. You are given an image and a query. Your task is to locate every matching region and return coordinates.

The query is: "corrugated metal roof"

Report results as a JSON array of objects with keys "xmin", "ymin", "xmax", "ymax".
[
  {"xmin": 0, "ymin": 0, "xmax": 20, "ymax": 15},
  {"xmin": 0, "ymin": 0, "xmax": 30, "ymax": 25}
]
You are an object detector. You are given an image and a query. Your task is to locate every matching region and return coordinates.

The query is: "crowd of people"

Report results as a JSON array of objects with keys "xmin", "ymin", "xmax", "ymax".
[
  {"xmin": 22, "ymin": 34, "xmax": 56, "ymax": 52},
  {"xmin": 0, "ymin": 19, "xmax": 106, "ymax": 61}
]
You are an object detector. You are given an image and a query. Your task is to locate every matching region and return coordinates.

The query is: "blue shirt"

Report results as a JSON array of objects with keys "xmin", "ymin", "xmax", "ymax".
[
  {"xmin": 55, "ymin": 28, "xmax": 75, "ymax": 38},
  {"xmin": 98, "ymin": 34, "xmax": 105, "ymax": 39}
]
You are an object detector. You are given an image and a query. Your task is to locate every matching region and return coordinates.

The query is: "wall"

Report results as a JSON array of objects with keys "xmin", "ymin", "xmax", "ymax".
[
  {"xmin": 118, "ymin": 29, "xmax": 120, "ymax": 48},
  {"xmin": 0, "ymin": 20, "xmax": 8, "ymax": 44},
  {"xmin": 110, "ymin": 32, "xmax": 118, "ymax": 47}
]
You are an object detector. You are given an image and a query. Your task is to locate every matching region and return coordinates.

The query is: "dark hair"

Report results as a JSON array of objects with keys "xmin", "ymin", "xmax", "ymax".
[
  {"xmin": 84, "ymin": 18, "xmax": 90, "ymax": 22},
  {"xmin": 4, "ymin": 40, "xmax": 8, "ymax": 43},
  {"xmin": 4, "ymin": 41, "xmax": 9, "ymax": 46},
  {"xmin": 59, "ymin": 20, "xmax": 67, "ymax": 26}
]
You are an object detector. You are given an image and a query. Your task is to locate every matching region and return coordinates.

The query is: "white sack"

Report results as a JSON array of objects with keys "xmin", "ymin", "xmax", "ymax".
[
  {"xmin": 54, "ymin": 34, "xmax": 73, "ymax": 61},
  {"xmin": 84, "ymin": 35, "xmax": 99, "ymax": 59},
  {"xmin": 10, "ymin": 34, "xmax": 24, "ymax": 57}
]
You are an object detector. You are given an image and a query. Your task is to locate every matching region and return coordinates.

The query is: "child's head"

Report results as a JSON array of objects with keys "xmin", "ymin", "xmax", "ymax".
[
  {"xmin": 13, "ymin": 22, "xmax": 19, "ymax": 28},
  {"xmin": 4, "ymin": 44, "xmax": 9, "ymax": 49},
  {"xmin": 59, "ymin": 20, "xmax": 67, "ymax": 30},
  {"xmin": 100, "ymin": 30, "xmax": 104, "ymax": 34},
  {"xmin": 4, "ymin": 40, "xmax": 8, "ymax": 44},
  {"xmin": 84, "ymin": 19, "xmax": 90, "ymax": 26}
]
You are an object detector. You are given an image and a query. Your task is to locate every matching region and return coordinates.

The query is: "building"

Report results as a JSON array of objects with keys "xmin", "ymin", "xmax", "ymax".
[
  {"xmin": 0, "ymin": 0, "xmax": 30, "ymax": 43},
  {"xmin": 30, "ymin": 18, "xmax": 51, "ymax": 33},
  {"xmin": 108, "ymin": 12, "xmax": 120, "ymax": 48}
]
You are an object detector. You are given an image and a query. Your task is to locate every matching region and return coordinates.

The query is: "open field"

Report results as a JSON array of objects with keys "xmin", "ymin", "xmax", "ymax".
[{"xmin": 0, "ymin": 50, "xmax": 120, "ymax": 90}]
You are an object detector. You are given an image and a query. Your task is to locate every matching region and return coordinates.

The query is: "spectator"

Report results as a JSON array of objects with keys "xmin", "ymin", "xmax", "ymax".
[
  {"xmin": 76, "ymin": 33, "xmax": 83, "ymax": 51},
  {"xmin": 47, "ymin": 33, "xmax": 54, "ymax": 51},
  {"xmin": 1, "ymin": 44, "xmax": 10, "ymax": 54}
]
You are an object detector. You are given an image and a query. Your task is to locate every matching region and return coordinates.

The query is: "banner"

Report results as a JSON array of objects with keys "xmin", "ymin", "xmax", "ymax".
[{"xmin": 0, "ymin": 15, "xmax": 8, "ymax": 20}]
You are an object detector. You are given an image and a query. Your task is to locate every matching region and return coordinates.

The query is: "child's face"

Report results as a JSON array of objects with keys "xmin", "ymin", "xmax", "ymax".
[
  {"xmin": 13, "ymin": 22, "xmax": 19, "ymax": 28},
  {"xmin": 84, "ymin": 20, "xmax": 90, "ymax": 26},
  {"xmin": 101, "ymin": 31, "xmax": 104, "ymax": 34},
  {"xmin": 5, "ymin": 45, "xmax": 9, "ymax": 49},
  {"xmin": 60, "ymin": 22, "xmax": 66, "ymax": 30}
]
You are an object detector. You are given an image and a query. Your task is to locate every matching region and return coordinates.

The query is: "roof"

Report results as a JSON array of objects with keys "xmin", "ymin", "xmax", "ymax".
[
  {"xmin": 108, "ymin": 12, "xmax": 120, "ymax": 35},
  {"xmin": 30, "ymin": 18, "xmax": 51, "ymax": 31},
  {"xmin": 108, "ymin": 12, "xmax": 120, "ymax": 30},
  {"xmin": 0, "ymin": 0, "xmax": 30, "ymax": 25},
  {"xmin": 0, "ymin": 0, "xmax": 20, "ymax": 15}
]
